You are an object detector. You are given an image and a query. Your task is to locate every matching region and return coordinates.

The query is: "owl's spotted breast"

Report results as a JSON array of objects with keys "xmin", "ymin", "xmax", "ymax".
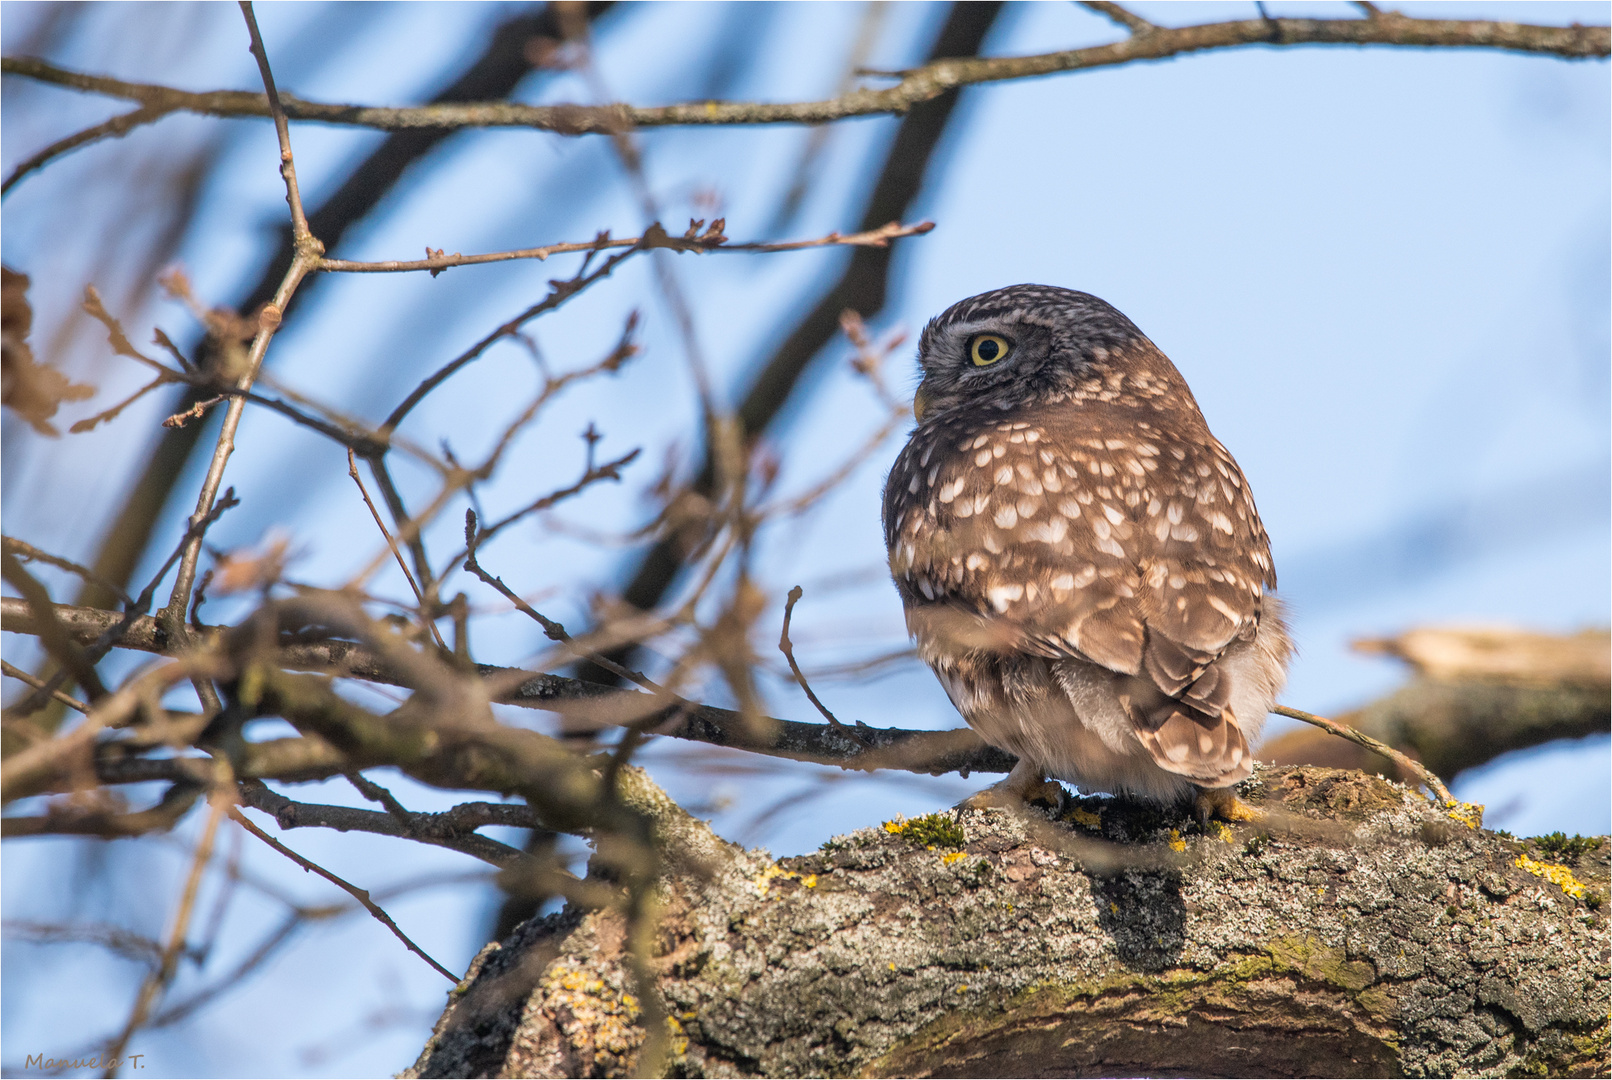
[{"xmin": 884, "ymin": 289, "xmax": 1291, "ymax": 801}]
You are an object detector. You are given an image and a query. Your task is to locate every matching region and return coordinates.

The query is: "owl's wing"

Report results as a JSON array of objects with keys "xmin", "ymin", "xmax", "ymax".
[{"xmin": 887, "ymin": 416, "xmax": 1275, "ymax": 785}]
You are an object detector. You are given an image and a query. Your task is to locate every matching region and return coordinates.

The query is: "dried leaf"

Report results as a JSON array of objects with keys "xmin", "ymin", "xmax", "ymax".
[
  {"xmin": 211, "ymin": 534, "xmax": 291, "ymax": 595},
  {"xmin": 2, "ymin": 267, "xmax": 95, "ymax": 436}
]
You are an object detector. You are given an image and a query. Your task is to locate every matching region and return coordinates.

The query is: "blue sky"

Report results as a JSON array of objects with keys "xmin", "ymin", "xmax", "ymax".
[{"xmin": 3, "ymin": 2, "xmax": 1607, "ymax": 1075}]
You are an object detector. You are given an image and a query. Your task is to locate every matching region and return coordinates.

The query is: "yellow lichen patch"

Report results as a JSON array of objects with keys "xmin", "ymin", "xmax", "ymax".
[
  {"xmin": 1212, "ymin": 821, "xmax": 1235, "ymax": 843},
  {"xmin": 1446, "ymin": 801, "xmax": 1485, "ymax": 829},
  {"xmin": 1516, "ymin": 852, "xmax": 1588, "ymax": 899},
  {"xmin": 1068, "ymin": 807, "xmax": 1102, "ymax": 829},
  {"xmin": 883, "ymin": 818, "xmax": 907, "ymax": 835},
  {"xmin": 1168, "ymin": 829, "xmax": 1187, "ymax": 853},
  {"xmin": 540, "ymin": 962, "xmax": 644, "ymax": 1070},
  {"xmin": 801, "ymin": 873, "xmax": 817, "ymax": 888},
  {"xmin": 752, "ymin": 863, "xmax": 806, "ymax": 897},
  {"xmin": 942, "ymin": 851, "xmax": 970, "ymax": 865}
]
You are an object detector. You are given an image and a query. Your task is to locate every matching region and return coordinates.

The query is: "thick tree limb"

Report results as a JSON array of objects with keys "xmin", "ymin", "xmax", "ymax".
[
  {"xmin": 406, "ymin": 764, "xmax": 1610, "ymax": 1079},
  {"xmin": 5, "ymin": 14, "xmax": 1606, "ymax": 138}
]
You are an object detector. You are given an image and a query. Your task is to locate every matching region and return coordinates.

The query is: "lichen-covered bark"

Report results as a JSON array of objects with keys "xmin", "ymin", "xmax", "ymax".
[{"xmin": 405, "ymin": 766, "xmax": 1610, "ymax": 1079}]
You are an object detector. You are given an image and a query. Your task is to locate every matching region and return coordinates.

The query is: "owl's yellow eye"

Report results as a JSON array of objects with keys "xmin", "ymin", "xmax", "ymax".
[{"xmin": 969, "ymin": 334, "xmax": 1011, "ymax": 366}]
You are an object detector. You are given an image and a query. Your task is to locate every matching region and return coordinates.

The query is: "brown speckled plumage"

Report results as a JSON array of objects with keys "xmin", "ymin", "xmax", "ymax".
[{"xmin": 884, "ymin": 285, "xmax": 1290, "ymax": 804}]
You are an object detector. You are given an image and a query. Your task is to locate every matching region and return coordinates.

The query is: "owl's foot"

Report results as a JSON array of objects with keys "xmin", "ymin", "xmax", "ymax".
[
  {"xmin": 958, "ymin": 760, "xmax": 1066, "ymax": 813},
  {"xmin": 1193, "ymin": 786, "xmax": 1262, "ymax": 826}
]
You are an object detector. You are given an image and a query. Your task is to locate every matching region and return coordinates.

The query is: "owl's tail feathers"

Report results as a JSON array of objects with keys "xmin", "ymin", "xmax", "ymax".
[{"xmin": 1132, "ymin": 704, "xmax": 1253, "ymax": 788}]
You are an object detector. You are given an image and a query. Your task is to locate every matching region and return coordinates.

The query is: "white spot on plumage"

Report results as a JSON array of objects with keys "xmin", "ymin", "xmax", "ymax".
[
  {"xmin": 992, "ymin": 444, "xmax": 1006, "ymax": 459},
  {"xmin": 993, "ymin": 504, "xmax": 1019, "ymax": 529},
  {"xmin": 974, "ymin": 449, "xmax": 993, "ymax": 467},
  {"xmin": 1058, "ymin": 499, "xmax": 1083, "ymax": 519},
  {"xmin": 1024, "ymin": 517, "xmax": 1068, "ymax": 545},
  {"xmin": 966, "ymin": 553, "xmax": 987, "ymax": 571},
  {"xmin": 1073, "ymin": 565, "xmax": 1098, "ymax": 587},
  {"xmin": 1102, "ymin": 504, "xmax": 1125, "ymax": 525},
  {"xmin": 1208, "ymin": 510, "xmax": 1234, "ymax": 534},
  {"xmin": 1170, "ymin": 524, "xmax": 1200, "ymax": 542}
]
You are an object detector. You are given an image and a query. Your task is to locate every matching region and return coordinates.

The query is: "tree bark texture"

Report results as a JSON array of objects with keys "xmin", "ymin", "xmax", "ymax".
[{"xmin": 405, "ymin": 765, "xmax": 1610, "ymax": 1078}]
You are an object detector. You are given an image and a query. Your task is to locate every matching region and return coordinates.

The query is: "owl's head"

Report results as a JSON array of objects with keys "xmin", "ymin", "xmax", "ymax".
[{"xmin": 911, "ymin": 284, "xmax": 1148, "ymax": 422}]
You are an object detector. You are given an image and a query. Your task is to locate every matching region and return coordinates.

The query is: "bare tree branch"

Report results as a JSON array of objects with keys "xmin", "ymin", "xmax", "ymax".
[
  {"xmin": 1, "ymin": 596, "xmax": 1019, "ymax": 778},
  {"xmin": 229, "ymin": 806, "xmax": 459, "ymax": 982},
  {"xmin": 5, "ymin": 13, "xmax": 1604, "ymax": 139}
]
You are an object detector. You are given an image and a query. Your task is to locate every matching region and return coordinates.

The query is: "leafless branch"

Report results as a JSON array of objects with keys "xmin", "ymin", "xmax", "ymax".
[
  {"xmin": 6, "ymin": 13, "xmax": 1603, "ymax": 140},
  {"xmin": 1, "ymin": 597, "xmax": 1020, "ymax": 778},
  {"xmin": 1272, "ymin": 703, "xmax": 1455, "ymax": 806},
  {"xmin": 239, "ymin": 779, "xmax": 527, "ymax": 868},
  {"xmin": 103, "ymin": 789, "xmax": 228, "ymax": 1071},
  {"xmin": 229, "ymin": 806, "xmax": 459, "ymax": 982},
  {"xmin": 2, "ymin": 658, "xmax": 89, "ymax": 713},
  {"xmin": 157, "ymin": 4, "xmax": 324, "ymax": 649},
  {"xmin": 2, "ymin": 535, "xmax": 132, "ymax": 607},
  {"xmin": 346, "ymin": 449, "xmax": 446, "ymax": 651},
  {"xmin": 0, "ymin": 103, "xmax": 166, "ymax": 196},
  {"xmin": 1079, "ymin": 2, "xmax": 1156, "ymax": 35},
  {"xmin": 778, "ymin": 586, "xmax": 866, "ymax": 746}
]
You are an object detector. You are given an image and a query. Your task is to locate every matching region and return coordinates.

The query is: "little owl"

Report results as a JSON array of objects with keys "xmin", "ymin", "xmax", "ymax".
[{"xmin": 883, "ymin": 285, "xmax": 1291, "ymax": 817}]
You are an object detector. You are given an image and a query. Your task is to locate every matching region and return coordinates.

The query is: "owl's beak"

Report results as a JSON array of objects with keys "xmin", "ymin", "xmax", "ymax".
[{"xmin": 912, "ymin": 381, "xmax": 931, "ymax": 422}]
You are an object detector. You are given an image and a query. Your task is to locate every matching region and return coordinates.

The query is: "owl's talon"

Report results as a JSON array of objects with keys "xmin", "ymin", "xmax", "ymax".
[
  {"xmin": 957, "ymin": 761, "xmax": 1067, "ymax": 814},
  {"xmin": 1193, "ymin": 788, "xmax": 1262, "ymax": 826}
]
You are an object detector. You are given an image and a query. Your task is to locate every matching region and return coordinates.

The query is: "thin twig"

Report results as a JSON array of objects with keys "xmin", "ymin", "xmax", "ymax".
[
  {"xmin": 343, "ymin": 771, "xmax": 415, "ymax": 826},
  {"xmin": 318, "ymin": 219, "xmax": 932, "ymax": 275},
  {"xmin": 102, "ymin": 787, "xmax": 228, "ymax": 1074},
  {"xmin": 346, "ymin": 449, "xmax": 447, "ymax": 651},
  {"xmin": 1079, "ymin": 2, "xmax": 1157, "ymax": 35},
  {"xmin": 380, "ymin": 245, "xmax": 641, "ymax": 434},
  {"xmin": 1272, "ymin": 703, "xmax": 1455, "ymax": 806},
  {"xmin": 0, "ymin": 103, "xmax": 166, "ymax": 196},
  {"xmin": 229, "ymin": 807, "xmax": 459, "ymax": 982},
  {"xmin": 2, "ymin": 535, "xmax": 133, "ymax": 607},
  {"xmin": 1, "ymin": 658, "xmax": 89, "ymax": 713},
  {"xmin": 0, "ymin": 552, "xmax": 108, "ymax": 700},
  {"xmin": 462, "ymin": 511, "xmax": 660, "ymax": 694},
  {"xmin": 779, "ymin": 586, "xmax": 866, "ymax": 745},
  {"xmin": 239, "ymin": 2, "xmax": 310, "ymax": 241}
]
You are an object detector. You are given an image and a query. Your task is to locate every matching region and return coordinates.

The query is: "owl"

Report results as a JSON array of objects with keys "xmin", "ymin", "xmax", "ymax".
[{"xmin": 883, "ymin": 285, "xmax": 1291, "ymax": 817}]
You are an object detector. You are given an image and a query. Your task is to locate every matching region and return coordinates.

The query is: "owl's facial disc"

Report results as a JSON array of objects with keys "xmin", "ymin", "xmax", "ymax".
[{"xmin": 912, "ymin": 317, "xmax": 1054, "ymax": 420}]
